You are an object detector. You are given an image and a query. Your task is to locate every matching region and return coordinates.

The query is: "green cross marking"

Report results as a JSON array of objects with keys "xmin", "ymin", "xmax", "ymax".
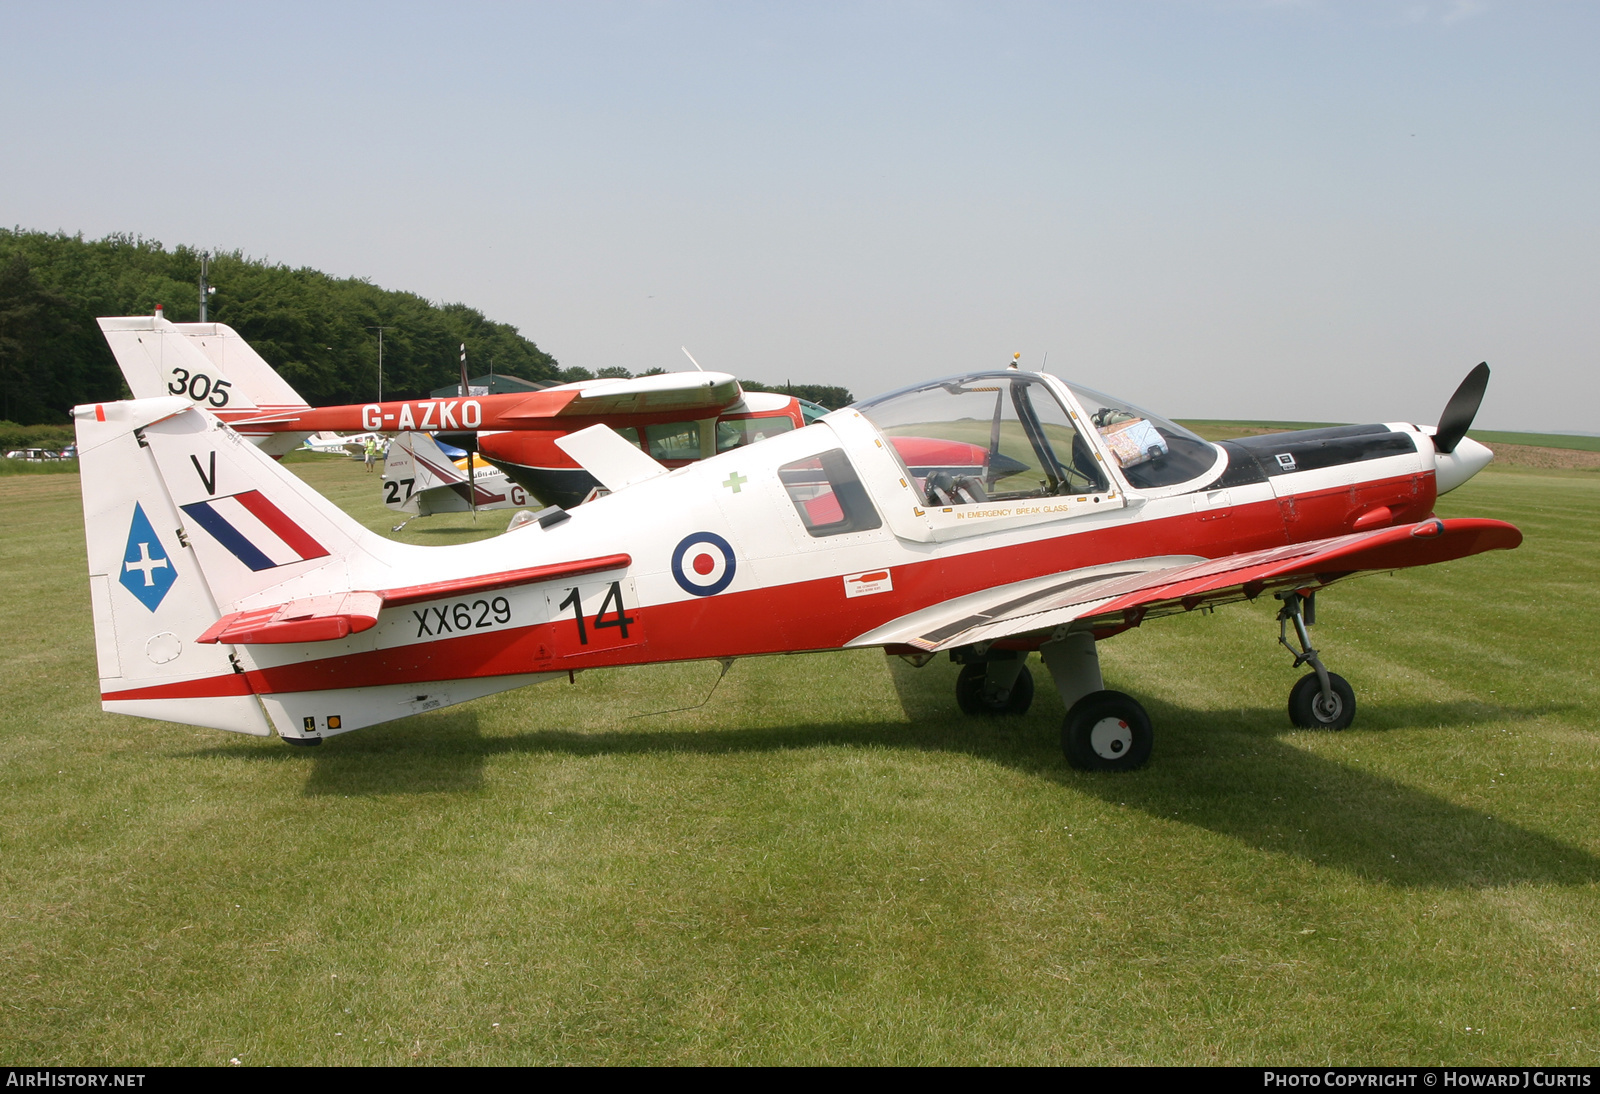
[{"xmin": 722, "ymin": 471, "xmax": 748, "ymax": 494}]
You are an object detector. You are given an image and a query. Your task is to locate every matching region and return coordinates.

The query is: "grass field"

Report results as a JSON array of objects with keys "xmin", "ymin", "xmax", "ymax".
[{"xmin": 1, "ymin": 452, "xmax": 1596, "ymax": 1065}]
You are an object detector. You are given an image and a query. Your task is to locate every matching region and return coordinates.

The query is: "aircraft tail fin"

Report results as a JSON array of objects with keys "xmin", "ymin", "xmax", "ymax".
[
  {"xmin": 74, "ymin": 397, "xmax": 408, "ymax": 738},
  {"xmin": 97, "ymin": 315, "xmax": 312, "ymax": 456},
  {"xmin": 383, "ymin": 432, "xmax": 469, "ymax": 514}
]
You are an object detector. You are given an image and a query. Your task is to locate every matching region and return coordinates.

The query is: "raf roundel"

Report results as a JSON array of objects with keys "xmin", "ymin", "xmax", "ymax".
[{"xmin": 671, "ymin": 532, "xmax": 737, "ymax": 597}]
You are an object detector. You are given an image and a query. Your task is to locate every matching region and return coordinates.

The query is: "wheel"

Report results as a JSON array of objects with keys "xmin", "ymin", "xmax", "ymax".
[
  {"xmin": 1288, "ymin": 672, "xmax": 1355, "ymax": 730},
  {"xmin": 1062, "ymin": 690, "xmax": 1153, "ymax": 772},
  {"xmin": 955, "ymin": 662, "xmax": 1035, "ymax": 715}
]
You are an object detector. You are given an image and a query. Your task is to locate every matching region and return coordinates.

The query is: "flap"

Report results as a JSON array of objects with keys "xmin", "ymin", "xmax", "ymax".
[{"xmin": 554, "ymin": 424, "xmax": 669, "ymax": 492}]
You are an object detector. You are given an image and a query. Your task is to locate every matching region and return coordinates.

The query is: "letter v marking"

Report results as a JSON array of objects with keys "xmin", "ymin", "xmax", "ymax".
[{"xmin": 191, "ymin": 451, "xmax": 218, "ymax": 495}]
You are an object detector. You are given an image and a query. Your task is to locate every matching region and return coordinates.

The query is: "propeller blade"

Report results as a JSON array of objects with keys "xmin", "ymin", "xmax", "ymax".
[
  {"xmin": 1434, "ymin": 362, "xmax": 1490, "ymax": 455},
  {"xmin": 459, "ymin": 343, "xmax": 477, "ymax": 520}
]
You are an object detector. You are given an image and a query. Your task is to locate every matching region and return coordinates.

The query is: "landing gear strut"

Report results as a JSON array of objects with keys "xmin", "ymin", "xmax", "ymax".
[{"xmin": 1277, "ymin": 590, "xmax": 1356, "ymax": 730}]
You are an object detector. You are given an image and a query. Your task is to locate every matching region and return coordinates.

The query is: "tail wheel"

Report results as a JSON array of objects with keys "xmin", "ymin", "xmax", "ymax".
[
  {"xmin": 955, "ymin": 663, "xmax": 1035, "ymax": 715},
  {"xmin": 1288, "ymin": 672, "xmax": 1356, "ymax": 730},
  {"xmin": 1062, "ymin": 690, "xmax": 1152, "ymax": 772}
]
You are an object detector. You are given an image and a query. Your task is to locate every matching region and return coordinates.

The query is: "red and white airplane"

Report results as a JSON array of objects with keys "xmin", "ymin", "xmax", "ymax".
[
  {"xmin": 74, "ymin": 361, "xmax": 1517, "ymax": 770},
  {"xmin": 97, "ymin": 314, "xmax": 830, "ymax": 510}
]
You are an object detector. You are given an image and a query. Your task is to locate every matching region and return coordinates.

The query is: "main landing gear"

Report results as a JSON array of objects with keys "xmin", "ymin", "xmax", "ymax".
[
  {"xmin": 951, "ymin": 649, "xmax": 1036, "ymax": 716},
  {"xmin": 1276, "ymin": 590, "xmax": 1356, "ymax": 731},
  {"xmin": 942, "ymin": 591, "xmax": 1355, "ymax": 771},
  {"xmin": 949, "ymin": 633, "xmax": 1154, "ymax": 772}
]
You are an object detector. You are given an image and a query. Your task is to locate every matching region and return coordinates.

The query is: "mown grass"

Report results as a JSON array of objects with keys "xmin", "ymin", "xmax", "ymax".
[
  {"xmin": 0, "ymin": 457, "xmax": 1596, "ymax": 1065},
  {"xmin": 0, "ymin": 458, "xmax": 79, "ymax": 476}
]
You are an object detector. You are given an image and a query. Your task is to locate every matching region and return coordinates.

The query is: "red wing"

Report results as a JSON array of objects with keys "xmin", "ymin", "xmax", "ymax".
[{"xmin": 905, "ymin": 517, "xmax": 1521, "ymax": 652}]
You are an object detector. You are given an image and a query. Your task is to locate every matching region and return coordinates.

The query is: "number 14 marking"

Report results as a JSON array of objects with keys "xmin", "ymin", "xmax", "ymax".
[{"xmin": 558, "ymin": 580, "xmax": 635, "ymax": 646}]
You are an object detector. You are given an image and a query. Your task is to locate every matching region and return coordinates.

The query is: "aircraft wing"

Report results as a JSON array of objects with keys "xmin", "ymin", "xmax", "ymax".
[
  {"xmin": 851, "ymin": 517, "xmax": 1522, "ymax": 654},
  {"xmin": 528, "ymin": 372, "xmax": 742, "ymax": 418}
]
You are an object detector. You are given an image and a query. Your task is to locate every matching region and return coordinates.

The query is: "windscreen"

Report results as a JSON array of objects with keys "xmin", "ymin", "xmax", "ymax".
[{"xmin": 1064, "ymin": 383, "xmax": 1220, "ymax": 489}]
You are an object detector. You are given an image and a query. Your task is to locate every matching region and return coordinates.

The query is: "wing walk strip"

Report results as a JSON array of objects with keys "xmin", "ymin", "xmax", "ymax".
[{"xmin": 916, "ymin": 570, "xmax": 1148, "ymax": 647}]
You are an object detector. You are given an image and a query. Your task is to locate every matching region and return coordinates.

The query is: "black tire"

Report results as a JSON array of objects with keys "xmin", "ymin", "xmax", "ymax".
[
  {"xmin": 1062, "ymin": 690, "xmax": 1153, "ymax": 772},
  {"xmin": 1288, "ymin": 672, "xmax": 1356, "ymax": 730},
  {"xmin": 955, "ymin": 662, "xmax": 1035, "ymax": 716}
]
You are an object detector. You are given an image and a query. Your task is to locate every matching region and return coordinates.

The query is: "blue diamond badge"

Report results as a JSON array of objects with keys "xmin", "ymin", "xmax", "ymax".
[{"xmin": 119, "ymin": 502, "xmax": 177, "ymax": 612}]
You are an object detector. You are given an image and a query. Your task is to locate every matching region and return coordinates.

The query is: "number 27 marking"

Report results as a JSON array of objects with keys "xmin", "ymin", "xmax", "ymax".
[{"xmin": 558, "ymin": 581, "xmax": 634, "ymax": 646}]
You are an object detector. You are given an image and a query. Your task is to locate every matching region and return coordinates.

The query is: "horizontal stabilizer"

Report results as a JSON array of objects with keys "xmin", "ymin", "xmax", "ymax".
[
  {"xmin": 554, "ymin": 425, "xmax": 669, "ymax": 493},
  {"xmin": 201, "ymin": 554, "xmax": 633, "ymax": 644},
  {"xmin": 197, "ymin": 592, "xmax": 384, "ymax": 645}
]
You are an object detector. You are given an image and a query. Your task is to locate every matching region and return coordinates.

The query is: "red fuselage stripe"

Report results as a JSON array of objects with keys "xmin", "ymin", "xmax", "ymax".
[
  {"xmin": 104, "ymin": 674, "xmax": 254, "ymax": 701},
  {"xmin": 109, "ymin": 471, "xmax": 1459, "ymax": 703}
]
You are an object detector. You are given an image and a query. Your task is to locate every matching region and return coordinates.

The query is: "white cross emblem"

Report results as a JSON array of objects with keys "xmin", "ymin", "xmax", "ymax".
[{"xmin": 124, "ymin": 542, "xmax": 170, "ymax": 586}]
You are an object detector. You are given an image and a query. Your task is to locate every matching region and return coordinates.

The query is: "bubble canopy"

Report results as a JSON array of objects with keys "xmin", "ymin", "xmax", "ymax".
[{"xmin": 854, "ymin": 371, "xmax": 1221, "ymax": 498}]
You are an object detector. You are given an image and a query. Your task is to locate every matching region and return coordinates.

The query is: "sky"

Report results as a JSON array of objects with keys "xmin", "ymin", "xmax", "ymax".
[{"xmin": 2, "ymin": 1, "xmax": 1595, "ymax": 431}]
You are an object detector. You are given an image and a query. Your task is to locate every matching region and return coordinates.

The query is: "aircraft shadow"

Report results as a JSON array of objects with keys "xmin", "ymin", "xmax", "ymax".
[
  {"xmin": 184, "ymin": 669, "xmax": 1594, "ymax": 892},
  {"xmin": 191, "ymin": 711, "xmax": 492, "ymax": 797}
]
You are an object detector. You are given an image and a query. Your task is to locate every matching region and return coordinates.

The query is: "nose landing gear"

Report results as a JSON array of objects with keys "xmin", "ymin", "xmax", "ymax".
[{"xmin": 1277, "ymin": 590, "xmax": 1356, "ymax": 730}]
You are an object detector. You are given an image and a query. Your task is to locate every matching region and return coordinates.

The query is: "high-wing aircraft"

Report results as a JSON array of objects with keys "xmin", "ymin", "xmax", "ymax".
[
  {"xmin": 97, "ymin": 313, "xmax": 829, "ymax": 509},
  {"xmin": 74, "ymin": 361, "xmax": 1516, "ymax": 770}
]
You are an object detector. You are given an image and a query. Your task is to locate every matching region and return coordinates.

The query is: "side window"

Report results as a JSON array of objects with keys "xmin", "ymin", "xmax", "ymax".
[
  {"xmin": 644, "ymin": 422, "xmax": 700, "ymax": 461},
  {"xmin": 717, "ymin": 415, "xmax": 795, "ymax": 453},
  {"xmin": 779, "ymin": 449, "xmax": 883, "ymax": 538},
  {"xmin": 613, "ymin": 426, "xmax": 641, "ymax": 449}
]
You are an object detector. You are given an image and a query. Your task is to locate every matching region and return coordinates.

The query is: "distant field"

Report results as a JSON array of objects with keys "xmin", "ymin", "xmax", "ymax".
[
  {"xmin": 2, "ymin": 458, "xmax": 1596, "ymax": 1065},
  {"xmin": 1177, "ymin": 419, "xmax": 1345, "ymax": 441},
  {"xmin": 1467, "ymin": 430, "xmax": 1600, "ymax": 454},
  {"xmin": 1181, "ymin": 419, "xmax": 1600, "ymax": 453}
]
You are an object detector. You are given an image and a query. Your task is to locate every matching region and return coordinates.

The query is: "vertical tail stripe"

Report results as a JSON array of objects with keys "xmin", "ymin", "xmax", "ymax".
[
  {"xmin": 232, "ymin": 490, "xmax": 330, "ymax": 561},
  {"xmin": 181, "ymin": 500, "xmax": 277, "ymax": 572}
]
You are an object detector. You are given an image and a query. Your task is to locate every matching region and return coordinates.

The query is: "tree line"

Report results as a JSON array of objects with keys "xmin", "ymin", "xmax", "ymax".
[{"xmin": 0, "ymin": 229, "xmax": 853, "ymax": 428}]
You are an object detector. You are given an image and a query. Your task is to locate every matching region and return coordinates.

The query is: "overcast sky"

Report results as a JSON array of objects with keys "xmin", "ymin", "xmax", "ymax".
[{"xmin": 3, "ymin": 1, "xmax": 1595, "ymax": 430}]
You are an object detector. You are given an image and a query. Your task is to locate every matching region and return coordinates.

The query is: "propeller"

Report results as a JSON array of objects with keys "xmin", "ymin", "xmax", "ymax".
[
  {"xmin": 459, "ymin": 343, "xmax": 477, "ymax": 520},
  {"xmin": 1433, "ymin": 362, "xmax": 1489, "ymax": 455}
]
